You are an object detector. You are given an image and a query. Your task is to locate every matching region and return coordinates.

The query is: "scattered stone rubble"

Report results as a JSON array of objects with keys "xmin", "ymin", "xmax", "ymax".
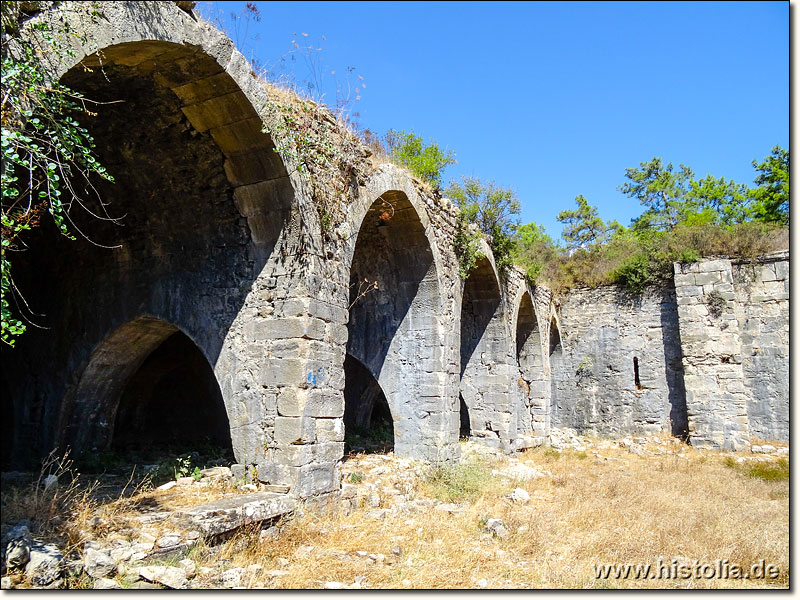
[{"xmin": 1, "ymin": 436, "xmax": 788, "ymax": 589}]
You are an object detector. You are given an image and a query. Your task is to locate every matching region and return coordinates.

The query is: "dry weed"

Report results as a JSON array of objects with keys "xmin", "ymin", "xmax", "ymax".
[{"xmin": 189, "ymin": 442, "xmax": 787, "ymax": 589}]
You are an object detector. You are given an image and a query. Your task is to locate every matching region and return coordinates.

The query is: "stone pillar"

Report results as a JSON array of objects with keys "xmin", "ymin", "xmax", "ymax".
[
  {"xmin": 733, "ymin": 252, "xmax": 790, "ymax": 441},
  {"xmin": 673, "ymin": 259, "xmax": 749, "ymax": 450}
]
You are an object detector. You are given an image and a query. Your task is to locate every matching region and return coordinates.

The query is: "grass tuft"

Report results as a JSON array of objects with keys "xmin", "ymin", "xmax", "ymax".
[{"xmin": 420, "ymin": 459, "xmax": 506, "ymax": 503}]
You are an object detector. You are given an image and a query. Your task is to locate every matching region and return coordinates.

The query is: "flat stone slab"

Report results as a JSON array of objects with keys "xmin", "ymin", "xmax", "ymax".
[{"xmin": 172, "ymin": 493, "xmax": 296, "ymax": 537}]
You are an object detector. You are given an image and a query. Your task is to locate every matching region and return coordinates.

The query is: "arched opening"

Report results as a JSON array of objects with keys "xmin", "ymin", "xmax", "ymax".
[
  {"xmin": 112, "ymin": 331, "xmax": 233, "ymax": 462},
  {"xmin": 460, "ymin": 257, "xmax": 505, "ymax": 445},
  {"xmin": 63, "ymin": 317, "xmax": 233, "ymax": 467},
  {"xmin": 549, "ymin": 318, "xmax": 564, "ymax": 423},
  {"xmin": 515, "ymin": 292, "xmax": 544, "ymax": 436},
  {"xmin": 2, "ymin": 39, "xmax": 292, "ymax": 464},
  {"xmin": 346, "ymin": 192, "xmax": 443, "ymax": 458},
  {"xmin": 343, "ymin": 354, "xmax": 394, "ymax": 454}
]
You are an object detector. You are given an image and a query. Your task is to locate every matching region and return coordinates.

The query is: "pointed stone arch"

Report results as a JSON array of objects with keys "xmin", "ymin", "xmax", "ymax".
[
  {"xmin": 514, "ymin": 290, "xmax": 548, "ymax": 438},
  {"xmin": 5, "ymin": 2, "xmax": 299, "ymax": 465},
  {"xmin": 345, "ymin": 185, "xmax": 449, "ymax": 460},
  {"xmin": 61, "ymin": 316, "xmax": 232, "ymax": 458},
  {"xmin": 343, "ymin": 353, "xmax": 394, "ymax": 453},
  {"xmin": 548, "ymin": 314, "xmax": 565, "ymax": 423},
  {"xmin": 459, "ymin": 253, "xmax": 512, "ymax": 449}
]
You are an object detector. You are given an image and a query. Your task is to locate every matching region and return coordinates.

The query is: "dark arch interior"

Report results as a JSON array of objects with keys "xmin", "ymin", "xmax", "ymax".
[
  {"xmin": 459, "ymin": 394, "xmax": 471, "ymax": 438},
  {"xmin": 515, "ymin": 293, "xmax": 541, "ymax": 436},
  {"xmin": 343, "ymin": 354, "xmax": 393, "ymax": 454},
  {"xmin": 111, "ymin": 331, "xmax": 233, "ymax": 462},
  {"xmin": 1, "ymin": 373, "xmax": 14, "ymax": 470},
  {"xmin": 459, "ymin": 257, "xmax": 504, "ymax": 438},
  {"xmin": 0, "ymin": 40, "xmax": 293, "ymax": 465},
  {"xmin": 549, "ymin": 319, "xmax": 563, "ymax": 355}
]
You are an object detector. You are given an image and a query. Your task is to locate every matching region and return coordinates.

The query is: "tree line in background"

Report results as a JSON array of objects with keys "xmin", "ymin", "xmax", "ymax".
[{"xmin": 384, "ymin": 132, "xmax": 788, "ymax": 293}]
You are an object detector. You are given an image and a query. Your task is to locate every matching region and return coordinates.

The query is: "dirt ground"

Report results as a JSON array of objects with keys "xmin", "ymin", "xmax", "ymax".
[{"xmin": 1, "ymin": 433, "xmax": 789, "ymax": 589}]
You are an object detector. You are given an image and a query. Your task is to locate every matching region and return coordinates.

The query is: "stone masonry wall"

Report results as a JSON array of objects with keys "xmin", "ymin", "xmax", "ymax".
[
  {"xmin": 674, "ymin": 259, "xmax": 750, "ymax": 450},
  {"xmin": 549, "ymin": 284, "xmax": 687, "ymax": 437},
  {"xmin": 3, "ymin": 1, "xmax": 789, "ymax": 496},
  {"xmin": 732, "ymin": 252, "xmax": 789, "ymax": 442}
]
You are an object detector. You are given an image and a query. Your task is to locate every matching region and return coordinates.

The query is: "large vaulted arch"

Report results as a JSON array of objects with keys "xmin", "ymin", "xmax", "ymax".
[
  {"xmin": 2, "ymin": 4, "xmax": 295, "ymax": 466},
  {"xmin": 548, "ymin": 316, "xmax": 565, "ymax": 424},
  {"xmin": 65, "ymin": 317, "xmax": 233, "ymax": 460},
  {"xmin": 459, "ymin": 256, "xmax": 511, "ymax": 448},
  {"xmin": 345, "ymin": 191, "xmax": 446, "ymax": 459},
  {"xmin": 514, "ymin": 291, "xmax": 548, "ymax": 438}
]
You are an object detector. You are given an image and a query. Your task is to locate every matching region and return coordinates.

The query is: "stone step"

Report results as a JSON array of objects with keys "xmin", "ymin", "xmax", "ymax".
[{"xmin": 172, "ymin": 493, "xmax": 297, "ymax": 537}]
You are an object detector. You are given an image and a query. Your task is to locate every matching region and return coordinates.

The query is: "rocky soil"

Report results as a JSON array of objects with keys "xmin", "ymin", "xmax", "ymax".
[{"xmin": 1, "ymin": 431, "xmax": 789, "ymax": 589}]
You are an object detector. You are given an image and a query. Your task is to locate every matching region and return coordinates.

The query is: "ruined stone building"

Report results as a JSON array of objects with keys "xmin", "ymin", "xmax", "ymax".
[{"xmin": 2, "ymin": 2, "xmax": 789, "ymax": 499}]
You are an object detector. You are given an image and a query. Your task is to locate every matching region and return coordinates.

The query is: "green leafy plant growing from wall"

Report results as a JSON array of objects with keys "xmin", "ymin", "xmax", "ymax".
[
  {"xmin": 385, "ymin": 129, "xmax": 455, "ymax": 188},
  {"xmin": 575, "ymin": 356, "xmax": 594, "ymax": 378},
  {"xmin": 446, "ymin": 176, "xmax": 520, "ymax": 278},
  {"xmin": 1, "ymin": 1, "xmax": 114, "ymax": 346},
  {"xmin": 453, "ymin": 212, "xmax": 484, "ymax": 278}
]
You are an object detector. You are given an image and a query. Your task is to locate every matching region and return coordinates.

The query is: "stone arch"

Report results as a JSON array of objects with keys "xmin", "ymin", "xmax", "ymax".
[
  {"xmin": 514, "ymin": 290, "xmax": 547, "ymax": 437},
  {"xmin": 345, "ymin": 185, "xmax": 448, "ymax": 460},
  {"xmin": 61, "ymin": 38, "xmax": 293, "ymax": 250},
  {"xmin": 26, "ymin": 2, "xmax": 294, "ymax": 239},
  {"xmin": 343, "ymin": 354, "xmax": 394, "ymax": 453},
  {"xmin": 459, "ymin": 252, "xmax": 511, "ymax": 449},
  {"xmin": 549, "ymin": 313, "xmax": 565, "ymax": 424},
  {"xmin": 343, "ymin": 165, "xmax": 446, "ymax": 280},
  {"xmin": 63, "ymin": 316, "xmax": 232, "ymax": 458},
  {"xmin": 4, "ymin": 2, "xmax": 297, "ymax": 465}
]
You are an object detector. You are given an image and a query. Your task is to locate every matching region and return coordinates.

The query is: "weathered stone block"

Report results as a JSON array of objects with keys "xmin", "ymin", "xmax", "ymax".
[
  {"xmin": 174, "ymin": 493, "xmax": 296, "ymax": 536},
  {"xmin": 258, "ymin": 359, "xmax": 308, "ymax": 386},
  {"xmin": 694, "ymin": 271, "xmax": 722, "ymax": 286},
  {"xmin": 305, "ymin": 391, "xmax": 345, "ymax": 418},
  {"xmin": 699, "ymin": 259, "xmax": 731, "ymax": 273},
  {"xmin": 675, "ymin": 285, "xmax": 703, "ymax": 298},
  {"xmin": 276, "ymin": 387, "xmax": 307, "ymax": 417},
  {"xmin": 273, "ymin": 416, "xmax": 315, "ymax": 444},
  {"xmin": 295, "ymin": 463, "xmax": 339, "ymax": 497},
  {"xmin": 315, "ymin": 418, "xmax": 345, "ymax": 442}
]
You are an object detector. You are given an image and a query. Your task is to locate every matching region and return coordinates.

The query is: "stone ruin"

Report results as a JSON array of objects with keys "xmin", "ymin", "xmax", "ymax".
[{"xmin": 1, "ymin": 2, "xmax": 789, "ymax": 500}]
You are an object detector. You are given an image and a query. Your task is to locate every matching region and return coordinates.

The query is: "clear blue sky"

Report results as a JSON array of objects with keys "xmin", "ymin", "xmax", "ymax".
[{"xmin": 198, "ymin": 1, "xmax": 789, "ymax": 241}]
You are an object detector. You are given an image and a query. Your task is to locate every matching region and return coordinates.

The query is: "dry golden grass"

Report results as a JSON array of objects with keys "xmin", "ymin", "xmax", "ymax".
[
  {"xmin": 179, "ymin": 439, "xmax": 788, "ymax": 589},
  {"xmin": 3, "ymin": 440, "xmax": 787, "ymax": 589}
]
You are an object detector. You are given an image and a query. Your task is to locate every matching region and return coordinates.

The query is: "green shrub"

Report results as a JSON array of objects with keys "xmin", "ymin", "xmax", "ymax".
[
  {"xmin": 722, "ymin": 456, "xmax": 788, "ymax": 482},
  {"xmin": 676, "ymin": 248, "xmax": 700, "ymax": 264},
  {"xmin": 611, "ymin": 253, "xmax": 657, "ymax": 294},
  {"xmin": 385, "ymin": 129, "xmax": 455, "ymax": 187},
  {"xmin": 706, "ymin": 289, "xmax": 727, "ymax": 318},
  {"xmin": 446, "ymin": 176, "xmax": 520, "ymax": 278},
  {"xmin": 2, "ymin": 2, "xmax": 115, "ymax": 346},
  {"xmin": 453, "ymin": 212, "xmax": 484, "ymax": 278},
  {"xmin": 746, "ymin": 458, "xmax": 789, "ymax": 482}
]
